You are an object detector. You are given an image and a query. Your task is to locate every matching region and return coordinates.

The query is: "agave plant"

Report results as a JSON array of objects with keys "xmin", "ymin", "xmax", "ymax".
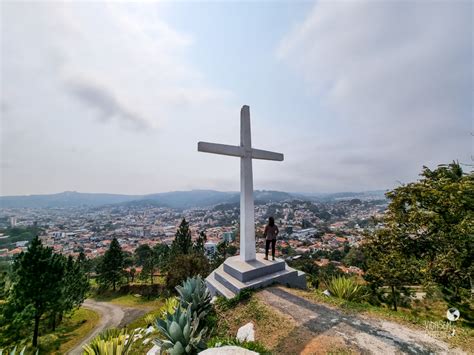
[
  {"xmin": 0, "ymin": 347, "xmax": 26, "ymax": 355},
  {"xmin": 325, "ymin": 276, "xmax": 367, "ymax": 302},
  {"xmin": 160, "ymin": 297, "xmax": 180, "ymax": 318},
  {"xmin": 176, "ymin": 276, "xmax": 211, "ymax": 320},
  {"xmin": 144, "ymin": 313, "xmax": 158, "ymax": 327},
  {"xmin": 83, "ymin": 328, "xmax": 135, "ymax": 355},
  {"xmin": 154, "ymin": 305, "xmax": 206, "ymax": 355}
]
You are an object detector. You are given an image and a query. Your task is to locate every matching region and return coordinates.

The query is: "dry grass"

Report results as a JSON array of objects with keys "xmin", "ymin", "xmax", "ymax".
[{"xmin": 214, "ymin": 293, "xmax": 296, "ymax": 353}]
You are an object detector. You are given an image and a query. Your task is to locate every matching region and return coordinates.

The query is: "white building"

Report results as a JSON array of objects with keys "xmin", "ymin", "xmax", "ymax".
[
  {"xmin": 9, "ymin": 217, "xmax": 17, "ymax": 227},
  {"xmin": 204, "ymin": 242, "xmax": 217, "ymax": 258}
]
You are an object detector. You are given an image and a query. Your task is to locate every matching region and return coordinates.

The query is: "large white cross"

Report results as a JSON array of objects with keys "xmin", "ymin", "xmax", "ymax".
[{"xmin": 198, "ymin": 105, "xmax": 284, "ymax": 262}]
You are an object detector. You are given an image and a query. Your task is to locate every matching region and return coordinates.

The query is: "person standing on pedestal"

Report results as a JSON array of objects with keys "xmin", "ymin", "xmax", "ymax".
[{"xmin": 264, "ymin": 216, "xmax": 279, "ymax": 261}]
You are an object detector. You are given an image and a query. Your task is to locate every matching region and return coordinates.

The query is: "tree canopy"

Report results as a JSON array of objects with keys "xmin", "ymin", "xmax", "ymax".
[{"xmin": 365, "ymin": 162, "xmax": 473, "ymax": 303}]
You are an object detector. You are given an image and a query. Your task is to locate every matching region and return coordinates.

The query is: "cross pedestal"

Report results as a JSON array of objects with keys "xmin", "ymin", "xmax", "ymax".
[{"xmin": 198, "ymin": 105, "xmax": 306, "ymax": 298}]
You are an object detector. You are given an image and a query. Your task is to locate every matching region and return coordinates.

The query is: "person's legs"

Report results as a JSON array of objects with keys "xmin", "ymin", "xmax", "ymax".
[
  {"xmin": 271, "ymin": 239, "xmax": 276, "ymax": 260},
  {"xmin": 265, "ymin": 239, "xmax": 271, "ymax": 259}
]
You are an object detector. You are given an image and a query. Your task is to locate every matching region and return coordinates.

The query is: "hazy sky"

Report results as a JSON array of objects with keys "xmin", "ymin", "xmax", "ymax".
[{"xmin": 1, "ymin": 1, "xmax": 472, "ymax": 196}]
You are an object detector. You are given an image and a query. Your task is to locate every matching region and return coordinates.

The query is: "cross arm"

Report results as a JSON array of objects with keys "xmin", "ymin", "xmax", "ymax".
[
  {"xmin": 251, "ymin": 148, "xmax": 284, "ymax": 161},
  {"xmin": 198, "ymin": 142, "xmax": 244, "ymax": 158}
]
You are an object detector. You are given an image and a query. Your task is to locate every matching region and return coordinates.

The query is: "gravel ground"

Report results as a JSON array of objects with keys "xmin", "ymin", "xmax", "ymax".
[{"xmin": 258, "ymin": 286, "xmax": 466, "ymax": 355}]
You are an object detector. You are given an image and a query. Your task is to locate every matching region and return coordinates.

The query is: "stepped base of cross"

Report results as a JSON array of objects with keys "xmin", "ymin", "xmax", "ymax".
[{"xmin": 206, "ymin": 253, "xmax": 306, "ymax": 299}]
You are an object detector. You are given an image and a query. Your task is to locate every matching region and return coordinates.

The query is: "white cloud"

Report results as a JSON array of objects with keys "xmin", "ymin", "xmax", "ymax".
[
  {"xmin": 277, "ymin": 1, "xmax": 472, "ymax": 190},
  {"xmin": 1, "ymin": 1, "xmax": 237, "ymax": 195},
  {"xmin": 2, "ymin": 1, "xmax": 231, "ymax": 130}
]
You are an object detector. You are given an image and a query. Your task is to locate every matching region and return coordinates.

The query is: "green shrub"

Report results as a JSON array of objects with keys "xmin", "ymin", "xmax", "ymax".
[
  {"xmin": 207, "ymin": 337, "xmax": 271, "ymax": 354},
  {"xmin": 325, "ymin": 276, "xmax": 367, "ymax": 302},
  {"xmin": 38, "ymin": 333, "xmax": 59, "ymax": 352},
  {"xmin": 165, "ymin": 253, "xmax": 210, "ymax": 291},
  {"xmin": 154, "ymin": 305, "xmax": 207, "ymax": 354}
]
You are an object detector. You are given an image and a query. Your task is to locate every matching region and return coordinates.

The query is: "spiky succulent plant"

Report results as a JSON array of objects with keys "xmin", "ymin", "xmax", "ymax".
[
  {"xmin": 160, "ymin": 297, "xmax": 180, "ymax": 318},
  {"xmin": 82, "ymin": 328, "xmax": 135, "ymax": 355},
  {"xmin": 0, "ymin": 347, "xmax": 26, "ymax": 355},
  {"xmin": 175, "ymin": 276, "xmax": 211, "ymax": 320},
  {"xmin": 154, "ymin": 305, "xmax": 206, "ymax": 355}
]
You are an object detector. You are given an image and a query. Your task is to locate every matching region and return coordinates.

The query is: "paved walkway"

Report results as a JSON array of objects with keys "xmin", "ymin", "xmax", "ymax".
[
  {"xmin": 68, "ymin": 299, "xmax": 148, "ymax": 355},
  {"xmin": 258, "ymin": 287, "xmax": 465, "ymax": 355}
]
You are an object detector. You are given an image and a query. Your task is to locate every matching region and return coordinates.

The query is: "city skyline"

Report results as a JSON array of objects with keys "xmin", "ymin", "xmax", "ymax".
[{"xmin": 1, "ymin": 1, "xmax": 472, "ymax": 196}]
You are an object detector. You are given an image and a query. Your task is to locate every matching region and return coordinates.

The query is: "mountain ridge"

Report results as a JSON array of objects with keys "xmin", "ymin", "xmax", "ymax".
[{"xmin": 0, "ymin": 189, "xmax": 386, "ymax": 209}]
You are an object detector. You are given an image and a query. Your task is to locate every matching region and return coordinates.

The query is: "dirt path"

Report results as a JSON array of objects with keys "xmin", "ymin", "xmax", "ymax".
[
  {"xmin": 68, "ymin": 299, "xmax": 149, "ymax": 355},
  {"xmin": 258, "ymin": 287, "xmax": 465, "ymax": 355}
]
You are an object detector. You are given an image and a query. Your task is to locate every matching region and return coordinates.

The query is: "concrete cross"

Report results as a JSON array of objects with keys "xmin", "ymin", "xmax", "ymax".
[{"xmin": 197, "ymin": 105, "xmax": 284, "ymax": 262}]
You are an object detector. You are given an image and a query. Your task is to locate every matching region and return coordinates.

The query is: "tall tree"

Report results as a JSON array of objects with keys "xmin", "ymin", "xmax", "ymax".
[
  {"xmin": 9, "ymin": 237, "xmax": 65, "ymax": 346},
  {"xmin": 97, "ymin": 238, "xmax": 124, "ymax": 291},
  {"xmin": 366, "ymin": 162, "xmax": 473, "ymax": 303},
  {"xmin": 193, "ymin": 231, "xmax": 207, "ymax": 253},
  {"xmin": 51, "ymin": 255, "xmax": 89, "ymax": 330},
  {"xmin": 135, "ymin": 244, "xmax": 157, "ymax": 285},
  {"xmin": 364, "ymin": 230, "xmax": 421, "ymax": 311},
  {"xmin": 171, "ymin": 218, "xmax": 193, "ymax": 256},
  {"xmin": 154, "ymin": 243, "xmax": 171, "ymax": 273}
]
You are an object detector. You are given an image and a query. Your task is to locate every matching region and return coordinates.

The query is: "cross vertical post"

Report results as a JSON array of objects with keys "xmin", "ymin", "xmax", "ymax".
[{"xmin": 240, "ymin": 105, "xmax": 256, "ymax": 261}]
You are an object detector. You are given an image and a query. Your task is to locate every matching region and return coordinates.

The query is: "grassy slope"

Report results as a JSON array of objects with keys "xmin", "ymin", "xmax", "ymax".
[
  {"xmin": 213, "ymin": 295, "xmax": 298, "ymax": 354},
  {"xmin": 40, "ymin": 307, "xmax": 100, "ymax": 354},
  {"xmin": 92, "ymin": 293, "xmax": 164, "ymax": 309}
]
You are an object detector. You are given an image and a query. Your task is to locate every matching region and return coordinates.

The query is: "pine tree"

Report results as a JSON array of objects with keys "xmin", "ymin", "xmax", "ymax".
[
  {"xmin": 154, "ymin": 243, "xmax": 171, "ymax": 273},
  {"xmin": 97, "ymin": 237, "xmax": 124, "ymax": 291},
  {"xmin": 51, "ymin": 255, "xmax": 89, "ymax": 329},
  {"xmin": 193, "ymin": 231, "xmax": 207, "ymax": 253},
  {"xmin": 9, "ymin": 237, "xmax": 65, "ymax": 347},
  {"xmin": 135, "ymin": 244, "xmax": 157, "ymax": 285},
  {"xmin": 171, "ymin": 218, "xmax": 193, "ymax": 256}
]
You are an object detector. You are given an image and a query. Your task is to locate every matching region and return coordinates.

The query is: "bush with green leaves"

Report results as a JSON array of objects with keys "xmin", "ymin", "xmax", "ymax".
[
  {"xmin": 165, "ymin": 253, "xmax": 210, "ymax": 291},
  {"xmin": 82, "ymin": 328, "xmax": 135, "ymax": 355},
  {"xmin": 325, "ymin": 276, "xmax": 367, "ymax": 302},
  {"xmin": 154, "ymin": 306, "xmax": 206, "ymax": 355},
  {"xmin": 176, "ymin": 276, "xmax": 211, "ymax": 320}
]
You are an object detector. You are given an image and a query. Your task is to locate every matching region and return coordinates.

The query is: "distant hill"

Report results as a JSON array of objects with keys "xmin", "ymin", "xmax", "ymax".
[
  {"xmin": 0, "ymin": 190, "xmax": 294, "ymax": 209},
  {"xmin": 0, "ymin": 189, "xmax": 386, "ymax": 209},
  {"xmin": 295, "ymin": 190, "xmax": 388, "ymax": 202},
  {"xmin": 0, "ymin": 191, "xmax": 140, "ymax": 208}
]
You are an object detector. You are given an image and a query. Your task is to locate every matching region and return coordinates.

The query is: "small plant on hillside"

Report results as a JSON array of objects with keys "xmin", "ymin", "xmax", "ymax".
[
  {"xmin": 176, "ymin": 276, "xmax": 211, "ymax": 320},
  {"xmin": 326, "ymin": 276, "xmax": 367, "ymax": 302},
  {"xmin": 207, "ymin": 337, "xmax": 271, "ymax": 354},
  {"xmin": 83, "ymin": 328, "xmax": 135, "ymax": 355},
  {"xmin": 215, "ymin": 288, "xmax": 253, "ymax": 310},
  {"xmin": 154, "ymin": 306, "xmax": 207, "ymax": 355}
]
